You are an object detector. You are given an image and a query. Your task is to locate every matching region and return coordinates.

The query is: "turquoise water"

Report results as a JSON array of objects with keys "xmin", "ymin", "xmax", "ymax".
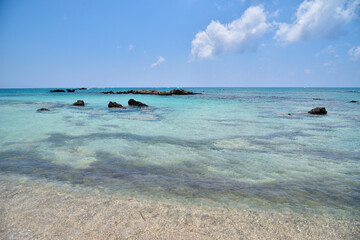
[{"xmin": 0, "ymin": 88, "xmax": 359, "ymax": 216}]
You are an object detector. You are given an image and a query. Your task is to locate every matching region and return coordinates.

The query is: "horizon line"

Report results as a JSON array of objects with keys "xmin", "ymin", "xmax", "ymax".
[{"xmin": 1, "ymin": 86, "xmax": 360, "ymax": 89}]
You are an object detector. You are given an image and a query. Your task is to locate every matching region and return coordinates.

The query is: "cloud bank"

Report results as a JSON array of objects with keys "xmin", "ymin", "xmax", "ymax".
[
  {"xmin": 151, "ymin": 56, "xmax": 165, "ymax": 67},
  {"xmin": 191, "ymin": 6, "xmax": 270, "ymax": 59},
  {"xmin": 275, "ymin": 0, "xmax": 360, "ymax": 43},
  {"xmin": 190, "ymin": 1, "xmax": 359, "ymax": 59}
]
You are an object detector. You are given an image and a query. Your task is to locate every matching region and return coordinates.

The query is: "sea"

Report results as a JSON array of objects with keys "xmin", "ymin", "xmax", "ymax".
[{"xmin": 0, "ymin": 87, "xmax": 359, "ymax": 224}]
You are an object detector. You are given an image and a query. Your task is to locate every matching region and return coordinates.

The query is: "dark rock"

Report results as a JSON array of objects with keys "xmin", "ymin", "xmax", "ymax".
[
  {"xmin": 108, "ymin": 101, "xmax": 124, "ymax": 108},
  {"xmin": 313, "ymin": 98, "xmax": 325, "ymax": 100},
  {"xmin": 117, "ymin": 90, "xmax": 159, "ymax": 94},
  {"xmin": 158, "ymin": 91, "xmax": 172, "ymax": 96},
  {"xmin": 50, "ymin": 89, "xmax": 66, "ymax": 92},
  {"xmin": 73, "ymin": 100, "xmax": 85, "ymax": 106},
  {"xmin": 66, "ymin": 89, "xmax": 76, "ymax": 92},
  {"xmin": 78, "ymin": 88, "xmax": 87, "ymax": 90},
  {"xmin": 116, "ymin": 90, "xmax": 133, "ymax": 94},
  {"xmin": 349, "ymin": 100, "xmax": 358, "ymax": 103},
  {"xmin": 169, "ymin": 89, "xmax": 199, "ymax": 95},
  {"xmin": 101, "ymin": 91, "xmax": 115, "ymax": 94},
  {"xmin": 288, "ymin": 113, "xmax": 292, "ymax": 116},
  {"xmin": 308, "ymin": 107, "xmax": 327, "ymax": 115},
  {"xmin": 128, "ymin": 99, "xmax": 148, "ymax": 107},
  {"xmin": 37, "ymin": 108, "xmax": 50, "ymax": 112},
  {"xmin": 135, "ymin": 90, "xmax": 158, "ymax": 94}
]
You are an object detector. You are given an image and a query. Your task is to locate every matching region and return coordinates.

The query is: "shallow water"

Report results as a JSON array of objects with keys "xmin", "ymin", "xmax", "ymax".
[
  {"xmin": 1, "ymin": 176, "xmax": 359, "ymax": 240},
  {"xmin": 0, "ymin": 87, "xmax": 359, "ymax": 218}
]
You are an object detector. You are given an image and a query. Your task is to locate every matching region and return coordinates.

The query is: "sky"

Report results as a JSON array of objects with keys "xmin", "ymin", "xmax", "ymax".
[{"xmin": 0, "ymin": 0, "xmax": 359, "ymax": 88}]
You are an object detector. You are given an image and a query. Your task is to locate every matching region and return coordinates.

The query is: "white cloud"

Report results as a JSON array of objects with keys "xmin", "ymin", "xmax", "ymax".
[
  {"xmin": 323, "ymin": 61, "xmax": 334, "ymax": 67},
  {"xmin": 348, "ymin": 45, "xmax": 360, "ymax": 60},
  {"xmin": 191, "ymin": 5, "xmax": 270, "ymax": 59},
  {"xmin": 214, "ymin": 2, "xmax": 223, "ymax": 10},
  {"xmin": 128, "ymin": 44, "xmax": 134, "ymax": 51},
  {"xmin": 275, "ymin": 0, "xmax": 360, "ymax": 43},
  {"xmin": 151, "ymin": 56, "xmax": 165, "ymax": 68},
  {"xmin": 305, "ymin": 68, "xmax": 312, "ymax": 74},
  {"xmin": 315, "ymin": 45, "xmax": 336, "ymax": 56}
]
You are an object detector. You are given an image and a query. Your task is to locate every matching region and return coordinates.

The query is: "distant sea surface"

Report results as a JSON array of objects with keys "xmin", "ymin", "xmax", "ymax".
[{"xmin": 0, "ymin": 87, "xmax": 359, "ymax": 217}]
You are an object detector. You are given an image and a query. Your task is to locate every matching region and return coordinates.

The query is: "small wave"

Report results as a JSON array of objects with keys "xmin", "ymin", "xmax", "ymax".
[{"xmin": 118, "ymin": 115, "xmax": 158, "ymax": 121}]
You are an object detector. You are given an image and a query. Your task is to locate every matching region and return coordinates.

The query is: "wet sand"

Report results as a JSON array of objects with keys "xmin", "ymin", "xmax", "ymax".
[{"xmin": 0, "ymin": 178, "xmax": 359, "ymax": 240}]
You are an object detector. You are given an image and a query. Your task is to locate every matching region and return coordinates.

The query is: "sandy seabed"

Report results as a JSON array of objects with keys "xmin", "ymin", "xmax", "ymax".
[{"xmin": 0, "ymin": 178, "xmax": 359, "ymax": 240}]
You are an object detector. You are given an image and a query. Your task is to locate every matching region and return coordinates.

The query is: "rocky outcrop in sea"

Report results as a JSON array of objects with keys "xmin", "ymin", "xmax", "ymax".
[
  {"xmin": 308, "ymin": 107, "xmax": 327, "ymax": 115},
  {"xmin": 108, "ymin": 101, "xmax": 125, "ymax": 108},
  {"xmin": 101, "ymin": 89, "xmax": 200, "ymax": 95},
  {"xmin": 73, "ymin": 100, "xmax": 85, "ymax": 106},
  {"xmin": 128, "ymin": 99, "xmax": 148, "ymax": 107}
]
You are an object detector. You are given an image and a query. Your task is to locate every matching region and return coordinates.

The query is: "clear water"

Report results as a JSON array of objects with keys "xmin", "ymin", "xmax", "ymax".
[{"xmin": 0, "ymin": 88, "xmax": 359, "ymax": 217}]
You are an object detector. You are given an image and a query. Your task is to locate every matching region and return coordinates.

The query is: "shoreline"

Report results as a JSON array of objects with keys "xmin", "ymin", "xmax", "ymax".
[{"xmin": 1, "ymin": 177, "xmax": 359, "ymax": 239}]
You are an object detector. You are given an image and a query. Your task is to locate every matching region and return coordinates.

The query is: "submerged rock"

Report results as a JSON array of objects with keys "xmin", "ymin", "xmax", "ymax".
[
  {"xmin": 349, "ymin": 100, "xmax": 358, "ymax": 103},
  {"xmin": 66, "ymin": 89, "xmax": 76, "ymax": 92},
  {"xmin": 50, "ymin": 89, "xmax": 65, "ymax": 92},
  {"xmin": 308, "ymin": 107, "xmax": 327, "ymax": 115},
  {"xmin": 78, "ymin": 88, "xmax": 87, "ymax": 90},
  {"xmin": 73, "ymin": 100, "xmax": 85, "ymax": 106},
  {"xmin": 128, "ymin": 99, "xmax": 148, "ymax": 107},
  {"xmin": 101, "ymin": 91, "xmax": 115, "ymax": 94},
  {"xmin": 37, "ymin": 108, "xmax": 50, "ymax": 112},
  {"xmin": 108, "ymin": 101, "xmax": 124, "ymax": 108}
]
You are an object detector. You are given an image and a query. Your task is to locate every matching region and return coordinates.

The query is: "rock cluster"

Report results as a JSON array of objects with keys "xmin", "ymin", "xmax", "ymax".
[
  {"xmin": 38, "ymin": 97, "xmax": 335, "ymax": 119},
  {"xmin": 101, "ymin": 89, "xmax": 200, "ymax": 95},
  {"xmin": 66, "ymin": 89, "xmax": 76, "ymax": 92},
  {"xmin": 37, "ymin": 99, "xmax": 149, "ymax": 110}
]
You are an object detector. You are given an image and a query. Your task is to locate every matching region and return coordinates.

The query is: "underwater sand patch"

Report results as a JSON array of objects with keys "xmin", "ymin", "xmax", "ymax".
[
  {"xmin": 214, "ymin": 139, "xmax": 269, "ymax": 151},
  {"xmin": 43, "ymin": 146, "xmax": 98, "ymax": 169}
]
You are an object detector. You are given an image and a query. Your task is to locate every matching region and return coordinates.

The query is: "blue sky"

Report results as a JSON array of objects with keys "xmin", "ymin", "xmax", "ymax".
[{"xmin": 0, "ymin": 0, "xmax": 359, "ymax": 88}]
